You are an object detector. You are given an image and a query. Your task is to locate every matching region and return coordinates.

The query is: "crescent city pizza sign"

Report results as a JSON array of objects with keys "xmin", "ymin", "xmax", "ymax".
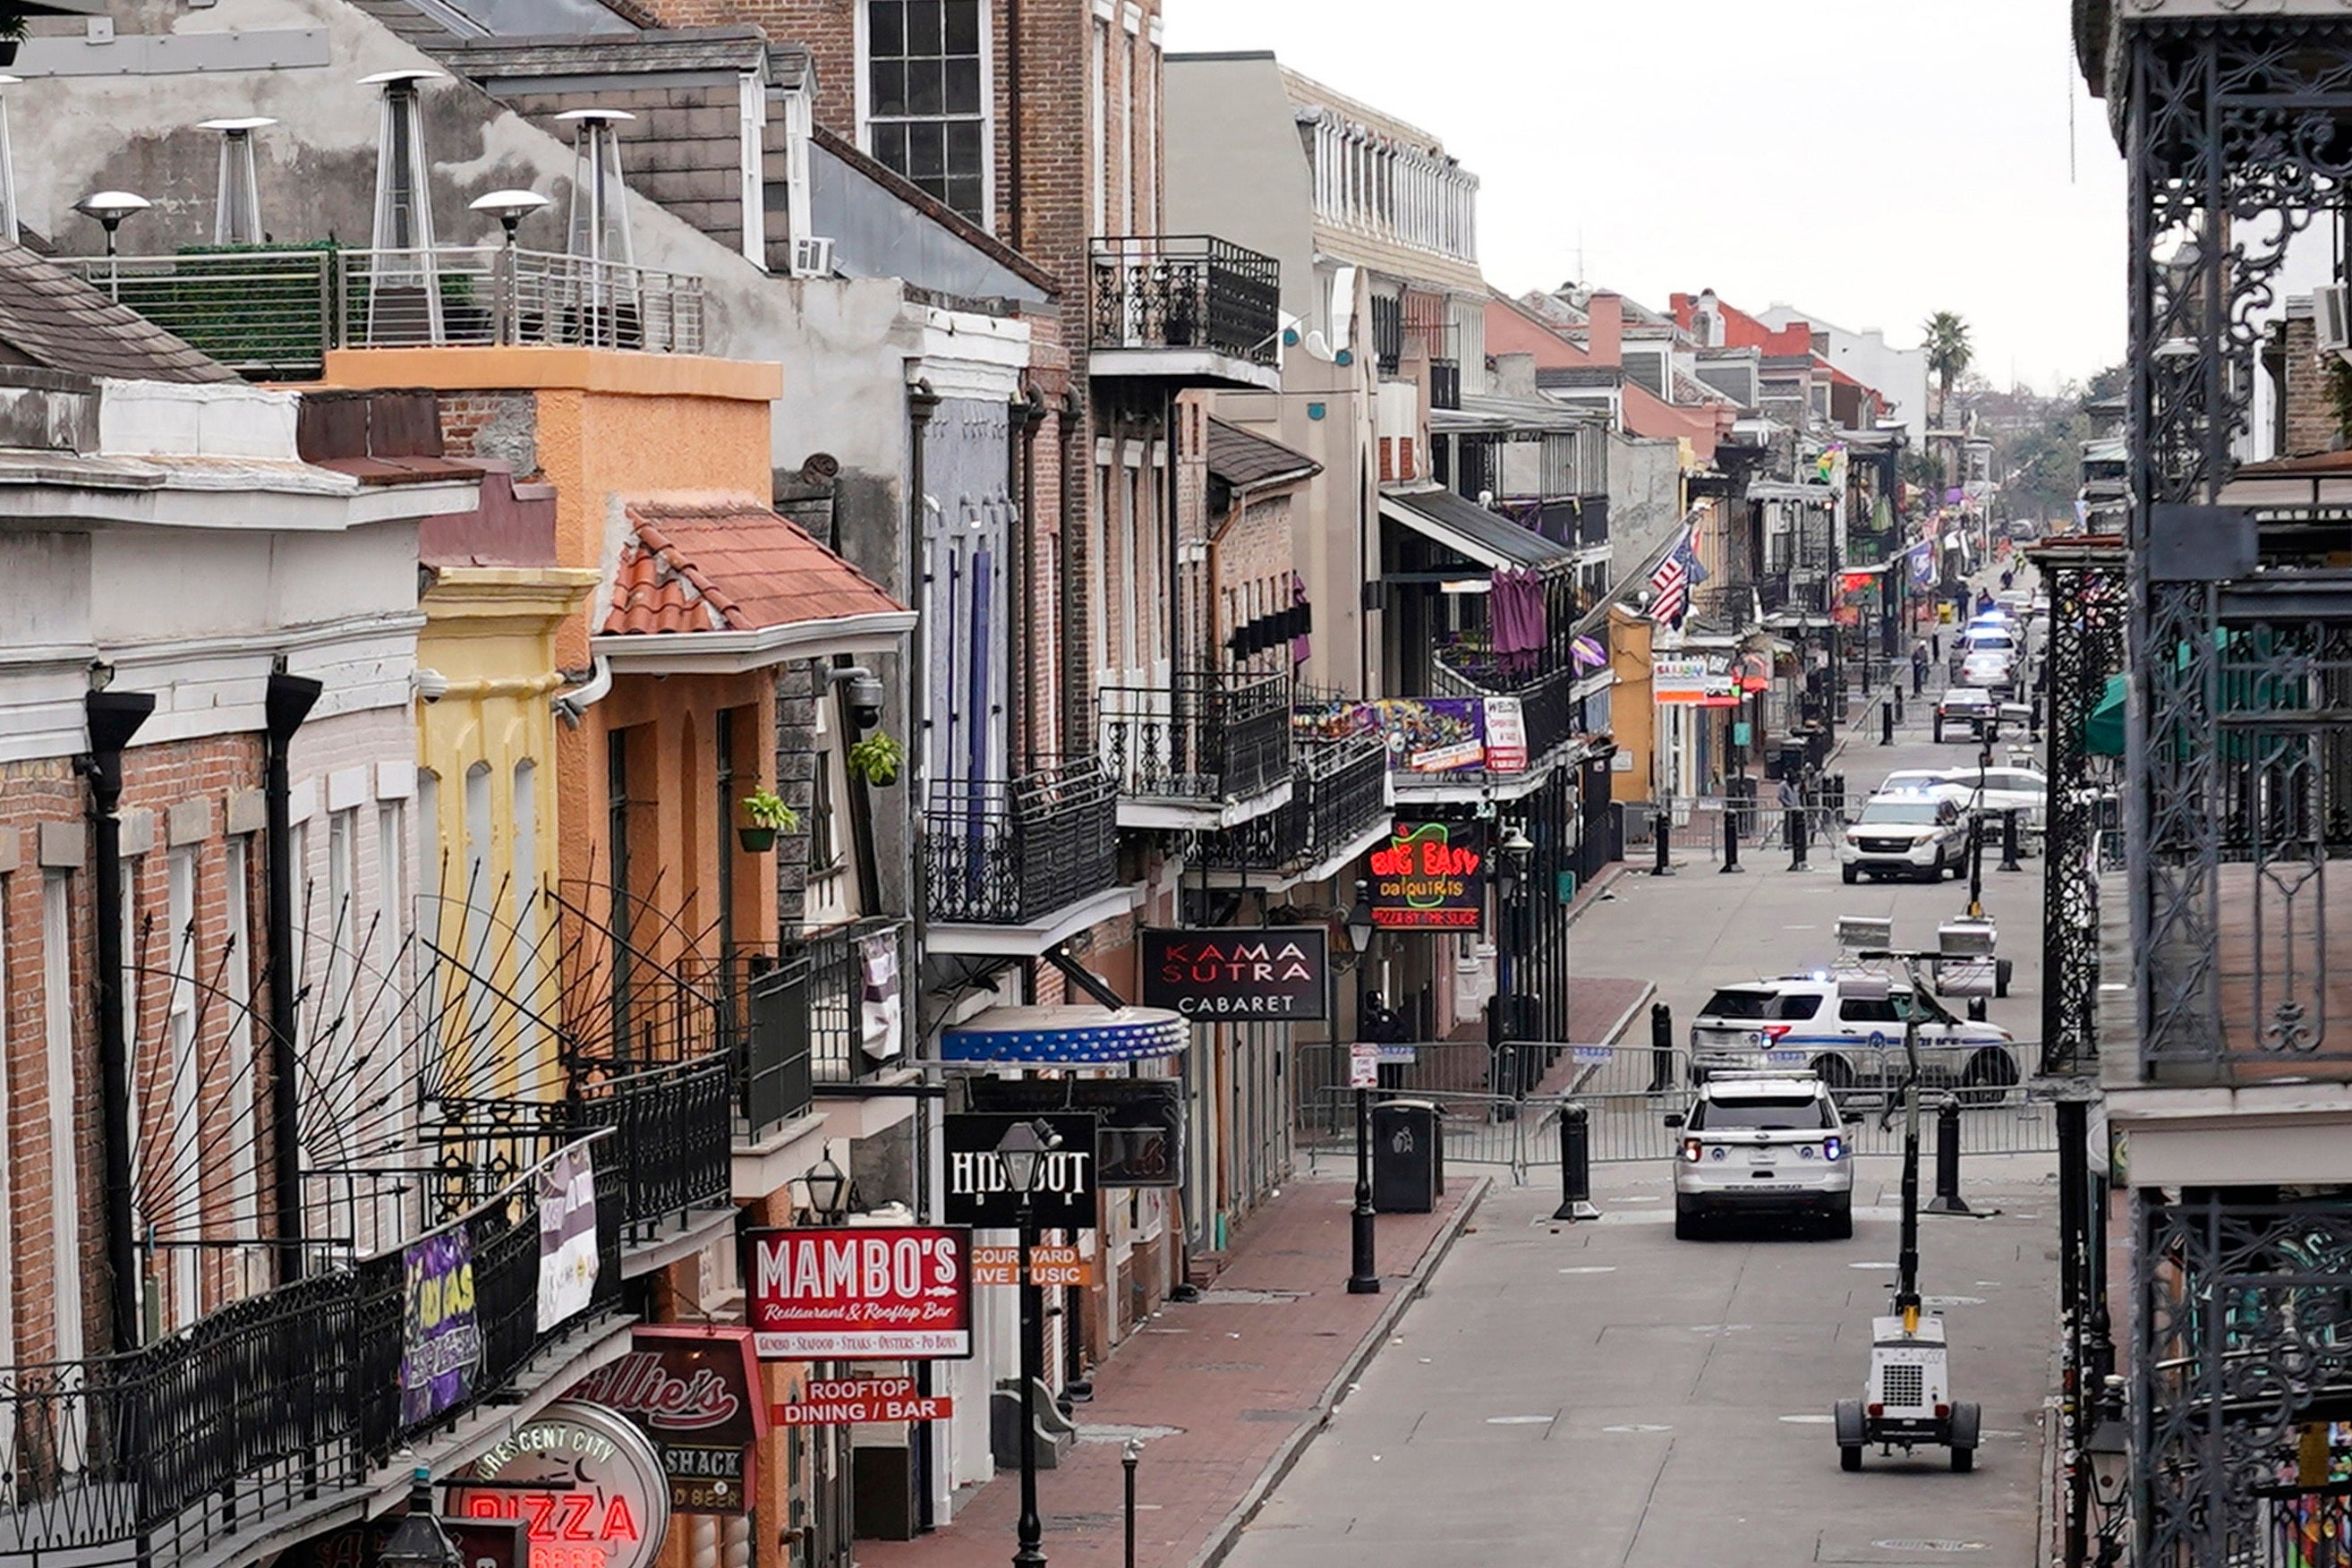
[{"xmin": 1138, "ymin": 927, "xmax": 1330, "ymax": 1019}]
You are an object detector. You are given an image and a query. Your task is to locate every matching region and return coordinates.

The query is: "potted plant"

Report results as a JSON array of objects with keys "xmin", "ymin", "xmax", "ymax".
[
  {"xmin": 738, "ymin": 788, "xmax": 797, "ymax": 852},
  {"xmin": 848, "ymin": 731, "xmax": 905, "ymax": 788}
]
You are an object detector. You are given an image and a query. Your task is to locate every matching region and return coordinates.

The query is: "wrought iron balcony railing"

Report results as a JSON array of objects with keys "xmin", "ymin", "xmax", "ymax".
[
  {"xmin": 923, "ymin": 760, "xmax": 1120, "ymax": 925},
  {"xmin": 59, "ymin": 243, "xmax": 706, "ymax": 379},
  {"xmin": 1427, "ymin": 657, "xmax": 1581, "ymax": 769},
  {"xmin": 1089, "ymin": 235, "xmax": 1281, "ymax": 365},
  {"xmin": 1096, "ymin": 670, "xmax": 1292, "ymax": 807},
  {"xmin": 798, "ymin": 916, "xmax": 914, "ymax": 1086},
  {"xmin": 1198, "ymin": 730, "xmax": 1389, "ymax": 876},
  {"xmin": 0, "ymin": 1131, "xmax": 624, "ymax": 1568}
]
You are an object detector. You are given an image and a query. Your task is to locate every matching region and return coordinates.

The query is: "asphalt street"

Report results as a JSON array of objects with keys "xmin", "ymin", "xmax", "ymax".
[{"xmin": 1229, "ymin": 655, "xmax": 2060, "ymax": 1567}]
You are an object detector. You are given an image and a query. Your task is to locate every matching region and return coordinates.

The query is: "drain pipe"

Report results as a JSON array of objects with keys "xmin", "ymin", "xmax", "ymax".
[
  {"xmin": 265, "ymin": 669, "xmax": 322, "ymax": 1283},
  {"xmin": 1058, "ymin": 388, "xmax": 1084, "ymax": 755},
  {"xmin": 82, "ymin": 686, "xmax": 154, "ymax": 1353}
]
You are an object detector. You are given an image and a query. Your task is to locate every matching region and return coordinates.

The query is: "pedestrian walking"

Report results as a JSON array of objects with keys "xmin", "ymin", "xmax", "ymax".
[{"xmin": 1912, "ymin": 643, "xmax": 1929, "ymax": 695}]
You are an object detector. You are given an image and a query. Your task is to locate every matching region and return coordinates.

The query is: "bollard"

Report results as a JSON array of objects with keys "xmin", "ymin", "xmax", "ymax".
[
  {"xmin": 1720, "ymin": 803, "xmax": 1743, "ymax": 874},
  {"xmin": 1924, "ymin": 1095, "xmax": 1973, "ymax": 1214},
  {"xmin": 1553, "ymin": 1102, "xmax": 1600, "ymax": 1221},
  {"xmin": 1123, "ymin": 1438, "xmax": 1141, "ymax": 1568},
  {"xmin": 1998, "ymin": 807, "xmax": 2024, "ymax": 873},
  {"xmin": 1652, "ymin": 808, "xmax": 1674, "ymax": 876},
  {"xmin": 1893, "ymin": 686, "xmax": 1905, "ymax": 724},
  {"xmin": 1881, "ymin": 702, "xmax": 1895, "ymax": 746},
  {"xmin": 1787, "ymin": 805, "xmax": 1808, "ymax": 871},
  {"xmin": 1967, "ymin": 995, "xmax": 1988, "ymax": 1022},
  {"xmin": 1648, "ymin": 1001, "xmax": 1675, "ymax": 1092}
]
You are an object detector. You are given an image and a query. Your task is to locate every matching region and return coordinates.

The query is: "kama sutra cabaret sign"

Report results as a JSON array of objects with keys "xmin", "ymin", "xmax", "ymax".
[
  {"xmin": 1367, "ymin": 821, "xmax": 1486, "ymax": 930},
  {"xmin": 1139, "ymin": 926, "xmax": 1330, "ymax": 1020},
  {"xmin": 567, "ymin": 1326, "xmax": 768, "ymax": 1516},
  {"xmin": 745, "ymin": 1226, "xmax": 975, "ymax": 1361}
]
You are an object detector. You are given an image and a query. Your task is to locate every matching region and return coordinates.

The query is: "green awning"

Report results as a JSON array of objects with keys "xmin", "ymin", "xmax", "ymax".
[{"xmin": 2087, "ymin": 673, "xmax": 2126, "ymax": 757}]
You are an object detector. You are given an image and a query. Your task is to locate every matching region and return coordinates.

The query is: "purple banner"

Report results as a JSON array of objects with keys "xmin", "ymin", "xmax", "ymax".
[{"xmin": 400, "ymin": 1228, "xmax": 482, "ymax": 1427}]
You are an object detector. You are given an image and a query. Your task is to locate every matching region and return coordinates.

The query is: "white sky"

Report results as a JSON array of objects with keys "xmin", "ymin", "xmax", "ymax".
[{"xmin": 1159, "ymin": 0, "xmax": 2126, "ymax": 396}]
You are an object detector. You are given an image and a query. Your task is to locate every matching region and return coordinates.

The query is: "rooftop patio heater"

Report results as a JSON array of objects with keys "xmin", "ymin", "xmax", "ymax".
[
  {"xmin": 362, "ymin": 69, "xmax": 446, "ymax": 345},
  {"xmin": 557, "ymin": 107, "xmax": 638, "ymax": 347},
  {"xmin": 200, "ymin": 116, "xmax": 275, "ymax": 246}
]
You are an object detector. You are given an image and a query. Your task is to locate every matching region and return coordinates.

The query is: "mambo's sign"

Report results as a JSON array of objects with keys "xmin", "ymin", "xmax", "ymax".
[
  {"xmin": 942, "ymin": 1113, "xmax": 1098, "ymax": 1231},
  {"xmin": 1367, "ymin": 821, "xmax": 1486, "ymax": 930},
  {"xmin": 1139, "ymin": 927, "xmax": 1330, "ymax": 1020},
  {"xmin": 743, "ymin": 1226, "xmax": 975, "ymax": 1361},
  {"xmin": 776, "ymin": 1377, "xmax": 952, "ymax": 1426}
]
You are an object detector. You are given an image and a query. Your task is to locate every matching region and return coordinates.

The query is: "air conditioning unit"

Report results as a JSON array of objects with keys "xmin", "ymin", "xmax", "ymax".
[
  {"xmin": 790, "ymin": 235, "xmax": 836, "ymax": 278},
  {"xmin": 2318, "ymin": 284, "xmax": 2351, "ymax": 354}
]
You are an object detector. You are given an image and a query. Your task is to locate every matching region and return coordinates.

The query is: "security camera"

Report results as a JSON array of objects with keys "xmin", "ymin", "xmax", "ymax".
[
  {"xmin": 413, "ymin": 669, "xmax": 449, "ymax": 703},
  {"xmin": 832, "ymin": 666, "xmax": 885, "ymax": 731}
]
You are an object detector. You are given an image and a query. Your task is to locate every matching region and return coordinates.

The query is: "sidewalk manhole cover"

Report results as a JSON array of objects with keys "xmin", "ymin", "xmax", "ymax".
[
  {"xmin": 1197, "ymin": 1289, "xmax": 1306, "ymax": 1305},
  {"xmin": 1077, "ymin": 1423, "xmax": 1183, "ymax": 1444},
  {"xmin": 1871, "ymin": 1541, "xmax": 1985, "ymax": 1554},
  {"xmin": 1239, "ymin": 1408, "xmax": 1314, "ymax": 1423}
]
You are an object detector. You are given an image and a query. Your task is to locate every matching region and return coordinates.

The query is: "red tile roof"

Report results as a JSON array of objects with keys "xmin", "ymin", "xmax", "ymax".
[{"xmin": 601, "ymin": 499, "xmax": 907, "ymax": 637}]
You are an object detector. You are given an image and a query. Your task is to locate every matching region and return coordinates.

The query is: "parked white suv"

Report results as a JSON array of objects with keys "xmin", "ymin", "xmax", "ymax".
[
  {"xmin": 1687, "ymin": 973, "xmax": 2020, "ymax": 1096},
  {"xmin": 1667, "ymin": 1071, "xmax": 1858, "ymax": 1239},
  {"xmin": 1838, "ymin": 791, "xmax": 1971, "ymax": 883}
]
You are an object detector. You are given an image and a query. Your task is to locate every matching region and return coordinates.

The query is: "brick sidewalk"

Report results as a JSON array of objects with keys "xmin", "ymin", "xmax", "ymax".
[{"xmin": 851, "ymin": 1179, "xmax": 1479, "ymax": 1568}]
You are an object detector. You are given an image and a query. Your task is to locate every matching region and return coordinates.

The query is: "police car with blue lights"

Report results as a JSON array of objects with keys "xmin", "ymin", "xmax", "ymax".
[
  {"xmin": 1686, "ymin": 972, "xmax": 2018, "ymax": 1098},
  {"xmin": 1665, "ymin": 1069, "xmax": 1861, "ymax": 1238}
]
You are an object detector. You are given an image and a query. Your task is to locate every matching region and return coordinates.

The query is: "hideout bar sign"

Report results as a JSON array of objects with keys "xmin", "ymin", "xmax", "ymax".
[
  {"xmin": 942, "ymin": 1112, "xmax": 1099, "ymax": 1231},
  {"xmin": 1139, "ymin": 926, "xmax": 1330, "ymax": 1020}
]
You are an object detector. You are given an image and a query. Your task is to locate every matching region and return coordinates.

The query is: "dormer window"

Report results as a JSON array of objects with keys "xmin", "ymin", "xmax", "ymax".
[{"xmin": 862, "ymin": 0, "xmax": 990, "ymax": 224}]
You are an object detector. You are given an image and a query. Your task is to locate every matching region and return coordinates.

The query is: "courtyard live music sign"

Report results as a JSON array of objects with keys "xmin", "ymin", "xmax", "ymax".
[
  {"xmin": 744, "ymin": 1225, "xmax": 975, "ymax": 1360},
  {"xmin": 1368, "ymin": 821, "xmax": 1486, "ymax": 930},
  {"xmin": 1140, "ymin": 927, "xmax": 1330, "ymax": 1020}
]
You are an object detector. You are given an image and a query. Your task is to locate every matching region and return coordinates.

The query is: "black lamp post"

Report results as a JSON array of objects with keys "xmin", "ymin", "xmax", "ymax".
[
  {"xmin": 999, "ymin": 1118, "xmax": 1061, "ymax": 1568},
  {"xmin": 803, "ymin": 1151, "xmax": 849, "ymax": 1224},
  {"xmin": 1493, "ymin": 827, "xmax": 1534, "ymax": 1101},
  {"xmin": 380, "ymin": 1469, "xmax": 462, "ymax": 1568},
  {"xmin": 1345, "ymin": 882, "xmax": 1380, "ymax": 1295}
]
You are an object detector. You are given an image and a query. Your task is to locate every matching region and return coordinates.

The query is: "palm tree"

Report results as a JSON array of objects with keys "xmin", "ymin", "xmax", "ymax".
[{"xmin": 1923, "ymin": 311, "xmax": 1973, "ymax": 428}]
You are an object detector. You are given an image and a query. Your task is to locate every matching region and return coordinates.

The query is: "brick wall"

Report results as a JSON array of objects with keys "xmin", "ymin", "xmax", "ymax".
[
  {"xmin": 439, "ymin": 390, "xmax": 541, "ymax": 476},
  {"xmin": 2281, "ymin": 313, "xmax": 2344, "ymax": 457}
]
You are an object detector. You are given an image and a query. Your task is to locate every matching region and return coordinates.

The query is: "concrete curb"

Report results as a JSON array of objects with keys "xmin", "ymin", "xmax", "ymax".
[
  {"xmin": 1187, "ymin": 1175, "xmax": 1494, "ymax": 1568},
  {"xmin": 1596, "ymin": 982, "xmax": 1657, "ymax": 1047},
  {"xmin": 1565, "ymin": 863, "xmax": 1635, "ymax": 926}
]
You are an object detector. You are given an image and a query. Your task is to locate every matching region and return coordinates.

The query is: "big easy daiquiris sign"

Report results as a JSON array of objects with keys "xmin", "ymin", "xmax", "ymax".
[{"xmin": 1367, "ymin": 821, "xmax": 1486, "ymax": 930}]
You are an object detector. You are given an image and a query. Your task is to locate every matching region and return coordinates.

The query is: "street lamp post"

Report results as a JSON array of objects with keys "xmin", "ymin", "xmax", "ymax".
[
  {"xmin": 380, "ymin": 1469, "xmax": 462, "ymax": 1568},
  {"xmin": 1345, "ymin": 886, "xmax": 1380, "ymax": 1295},
  {"xmin": 1493, "ymin": 827, "xmax": 1535, "ymax": 1103},
  {"xmin": 998, "ymin": 1119, "xmax": 1061, "ymax": 1568}
]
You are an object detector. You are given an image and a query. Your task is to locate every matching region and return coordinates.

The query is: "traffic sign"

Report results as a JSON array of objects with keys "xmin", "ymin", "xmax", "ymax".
[{"xmin": 1349, "ymin": 1042, "xmax": 1380, "ymax": 1089}]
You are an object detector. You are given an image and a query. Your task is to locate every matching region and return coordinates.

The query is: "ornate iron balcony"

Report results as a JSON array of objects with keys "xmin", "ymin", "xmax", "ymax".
[
  {"xmin": 1088, "ymin": 235, "xmax": 1281, "ymax": 365},
  {"xmin": 1096, "ymin": 670, "xmax": 1293, "ymax": 808},
  {"xmin": 1198, "ymin": 730, "xmax": 1389, "ymax": 876},
  {"xmin": 795, "ymin": 916, "xmax": 915, "ymax": 1086},
  {"xmin": 1427, "ymin": 655, "xmax": 1582, "ymax": 768},
  {"xmin": 923, "ymin": 760, "xmax": 1120, "ymax": 925}
]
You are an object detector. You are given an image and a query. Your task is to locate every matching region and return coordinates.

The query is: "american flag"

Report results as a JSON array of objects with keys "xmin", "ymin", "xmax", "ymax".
[{"xmin": 1649, "ymin": 525, "xmax": 1701, "ymax": 627}]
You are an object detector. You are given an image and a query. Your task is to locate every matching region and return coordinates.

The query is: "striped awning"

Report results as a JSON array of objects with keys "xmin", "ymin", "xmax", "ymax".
[{"xmin": 941, "ymin": 1005, "xmax": 1189, "ymax": 1066}]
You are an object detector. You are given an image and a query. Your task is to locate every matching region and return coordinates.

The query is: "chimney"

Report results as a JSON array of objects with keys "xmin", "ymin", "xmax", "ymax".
[
  {"xmin": 1587, "ymin": 291, "xmax": 1623, "ymax": 368},
  {"xmin": 2281, "ymin": 300, "xmax": 2344, "ymax": 457}
]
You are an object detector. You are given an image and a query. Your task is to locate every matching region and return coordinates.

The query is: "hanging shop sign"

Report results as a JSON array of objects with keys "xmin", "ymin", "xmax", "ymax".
[
  {"xmin": 1367, "ymin": 821, "xmax": 1486, "ymax": 930},
  {"xmin": 966, "ymin": 1078, "xmax": 1183, "ymax": 1189},
  {"xmin": 446, "ymin": 1401, "xmax": 671, "ymax": 1568},
  {"xmin": 970, "ymin": 1245, "xmax": 1093, "ymax": 1287},
  {"xmin": 399, "ymin": 1228, "xmax": 482, "ymax": 1427},
  {"xmin": 566, "ymin": 1326, "xmax": 767, "ymax": 1517},
  {"xmin": 1139, "ymin": 927, "xmax": 1330, "ymax": 1020},
  {"xmin": 744, "ymin": 1226, "xmax": 975, "ymax": 1360},
  {"xmin": 942, "ymin": 1112, "xmax": 1100, "ymax": 1230},
  {"xmin": 776, "ymin": 1376, "xmax": 953, "ymax": 1426},
  {"xmin": 1654, "ymin": 654, "xmax": 1739, "ymax": 707}
]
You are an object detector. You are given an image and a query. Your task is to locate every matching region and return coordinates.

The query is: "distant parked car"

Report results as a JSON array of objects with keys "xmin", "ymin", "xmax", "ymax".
[
  {"xmin": 1934, "ymin": 687, "xmax": 1998, "ymax": 742},
  {"xmin": 1838, "ymin": 791, "xmax": 1971, "ymax": 884},
  {"xmin": 1666, "ymin": 1070, "xmax": 1859, "ymax": 1240}
]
